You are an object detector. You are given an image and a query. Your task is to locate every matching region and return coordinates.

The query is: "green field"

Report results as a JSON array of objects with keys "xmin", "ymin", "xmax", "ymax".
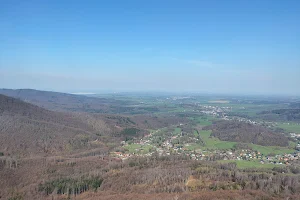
[
  {"xmin": 219, "ymin": 160, "xmax": 275, "ymax": 169},
  {"xmin": 193, "ymin": 116, "xmax": 214, "ymax": 126},
  {"xmin": 193, "ymin": 130, "xmax": 199, "ymax": 137},
  {"xmin": 219, "ymin": 103, "xmax": 284, "ymax": 118},
  {"xmin": 185, "ymin": 143, "xmax": 203, "ymax": 151},
  {"xmin": 199, "ymin": 130, "xmax": 236, "ymax": 150},
  {"xmin": 124, "ymin": 144, "xmax": 153, "ymax": 154},
  {"xmin": 197, "ymin": 130, "xmax": 294, "ymax": 154},
  {"xmin": 174, "ymin": 128, "xmax": 182, "ymax": 135},
  {"xmin": 277, "ymin": 123, "xmax": 300, "ymax": 134},
  {"xmin": 249, "ymin": 144, "xmax": 294, "ymax": 155}
]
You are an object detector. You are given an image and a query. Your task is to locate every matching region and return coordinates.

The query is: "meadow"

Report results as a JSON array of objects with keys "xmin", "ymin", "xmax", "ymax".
[
  {"xmin": 193, "ymin": 130, "xmax": 236, "ymax": 150},
  {"xmin": 194, "ymin": 130, "xmax": 294, "ymax": 155},
  {"xmin": 277, "ymin": 122, "xmax": 300, "ymax": 133},
  {"xmin": 219, "ymin": 160, "xmax": 275, "ymax": 169},
  {"xmin": 124, "ymin": 144, "xmax": 153, "ymax": 154}
]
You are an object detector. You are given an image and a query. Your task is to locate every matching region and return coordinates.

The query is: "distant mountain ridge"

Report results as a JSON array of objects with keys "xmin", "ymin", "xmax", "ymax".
[{"xmin": 0, "ymin": 88, "xmax": 117, "ymax": 112}]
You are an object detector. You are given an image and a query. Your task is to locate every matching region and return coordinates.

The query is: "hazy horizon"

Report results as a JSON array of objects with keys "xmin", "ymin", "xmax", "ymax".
[
  {"xmin": 1, "ymin": 0, "xmax": 300, "ymax": 95},
  {"xmin": 2, "ymin": 87, "xmax": 300, "ymax": 98}
]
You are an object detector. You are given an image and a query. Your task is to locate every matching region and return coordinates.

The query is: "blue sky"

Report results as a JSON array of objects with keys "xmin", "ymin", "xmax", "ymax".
[{"xmin": 0, "ymin": 0, "xmax": 300, "ymax": 95}]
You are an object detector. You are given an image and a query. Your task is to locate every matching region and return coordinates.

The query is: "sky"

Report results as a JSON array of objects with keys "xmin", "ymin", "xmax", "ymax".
[{"xmin": 0, "ymin": 0, "xmax": 300, "ymax": 95}]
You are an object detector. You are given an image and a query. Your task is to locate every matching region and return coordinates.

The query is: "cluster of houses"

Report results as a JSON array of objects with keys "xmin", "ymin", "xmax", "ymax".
[
  {"xmin": 110, "ymin": 113, "xmax": 300, "ymax": 166},
  {"xmin": 199, "ymin": 105, "xmax": 231, "ymax": 117},
  {"xmin": 112, "ymin": 136, "xmax": 300, "ymax": 165},
  {"xmin": 290, "ymin": 133, "xmax": 300, "ymax": 138},
  {"xmin": 289, "ymin": 133, "xmax": 300, "ymax": 150},
  {"xmin": 110, "ymin": 151, "xmax": 154, "ymax": 160}
]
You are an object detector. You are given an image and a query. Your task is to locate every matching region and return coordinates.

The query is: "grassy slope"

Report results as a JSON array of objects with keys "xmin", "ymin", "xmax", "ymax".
[
  {"xmin": 249, "ymin": 144, "xmax": 294, "ymax": 155},
  {"xmin": 174, "ymin": 128, "xmax": 181, "ymax": 135},
  {"xmin": 187, "ymin": 129, "xmax": 236, "ymax": 151},
  {"xmin": 124, "ymin": 144, "xmax": 153, "ymax": 154},
  {"xmin": 198, "ymin": 130, "xmax": 236, "ymax": 150},
  {"xmin": 197, "ymin": 130, "xmax": 294, "ymax": 155},
  {"xmin": 219, "ymin": 160, "xmax": 275, "ymax": 169},
  {"xmin": 277, "ymin": 123, "xmax": 300, "ymax": 133}
]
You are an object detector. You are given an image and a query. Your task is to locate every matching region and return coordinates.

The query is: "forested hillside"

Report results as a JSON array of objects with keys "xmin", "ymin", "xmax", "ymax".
[
  {"xmin": 204, "ymin": 120, "xmax": 289, "ymax": 147},
  {"xmin": 5, "ymin": 155, "xmax": 299, "ymax": 200},
  {"xmin": 258, "ymin": 109, "xmax": 300, "ymax": 122},
  {"xmin": 0, "ymin": 94, "xmax": 114, "ymax": 156}
]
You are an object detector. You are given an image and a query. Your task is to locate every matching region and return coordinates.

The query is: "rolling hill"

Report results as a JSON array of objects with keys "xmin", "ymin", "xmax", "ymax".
[
  {"xmin": 0, "ymin": 88, "xmax": 121, "ymax": 112},
  {"xmin": 204, "ymin": 120, "xmax": 289, "ymax": 147},
  {"xmin": 0, "ymin": 94, "xmax": 113, "ymax": 156}
]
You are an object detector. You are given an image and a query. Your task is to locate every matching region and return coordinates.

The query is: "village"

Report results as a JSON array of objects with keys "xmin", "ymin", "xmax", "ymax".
[
  {"xmin": 111, "ymin": 126, "xmax": 300, "ymax": 166},
  {"xmin": 109, "ymin": 103, "xmax": 300, "ymax": 167}
]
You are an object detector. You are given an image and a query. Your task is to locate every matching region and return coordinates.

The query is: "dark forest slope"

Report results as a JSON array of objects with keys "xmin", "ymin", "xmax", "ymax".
[
  {"xmin": 204, "ymin": 120, "xmax": 289, "ymax": 147},
  {"xmin": 258, "ymin": 109, "xmax": 300, "ymax": 122}
]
